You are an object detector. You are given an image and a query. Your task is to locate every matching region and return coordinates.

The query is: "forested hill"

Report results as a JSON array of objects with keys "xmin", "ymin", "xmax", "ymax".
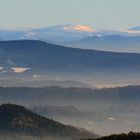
[
  {"xmin": 0, "ymin": 104, "xmax": 97, "ymax": 140},
  {"xmin": 82, "ymin": 132, "xmax": 140, "ymax": 140}
]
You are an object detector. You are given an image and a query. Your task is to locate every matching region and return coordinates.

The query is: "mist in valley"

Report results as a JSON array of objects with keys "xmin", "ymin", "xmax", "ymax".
[{"xmin": 0, "ymin": 86, "xmax": 140, "ymax": 135}]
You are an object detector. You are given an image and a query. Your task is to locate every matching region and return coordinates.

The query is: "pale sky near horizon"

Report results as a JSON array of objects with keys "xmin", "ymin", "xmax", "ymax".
[{"xmin": 0, "ymin": 0, "xmax": 140, "ymax": 30}]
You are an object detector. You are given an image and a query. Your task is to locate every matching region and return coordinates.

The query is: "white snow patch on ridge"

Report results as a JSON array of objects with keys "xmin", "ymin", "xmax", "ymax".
[
  {"xmin": 0, "ymin": 67, "xmax": 3, "ymax": 70},
  {"xmin": 64, "ymin": 25, "xmax": 95, "ymax": 32},
  {"xmin": 108, "ymin": 117, "xmax": 116, "ymax": 121},
  {"xmin": 12, "ymin": 67, "xmax": 30, "ymax": 73}
]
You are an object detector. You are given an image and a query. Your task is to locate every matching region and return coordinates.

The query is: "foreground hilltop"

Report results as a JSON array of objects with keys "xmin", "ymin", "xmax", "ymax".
[
  {"xmin": 0, "ymin": 104, "xmax": 97, "ymax": 140},
  {"xmin": 82, "ymin": 132, "xmax": 140, "ymax": 140}
]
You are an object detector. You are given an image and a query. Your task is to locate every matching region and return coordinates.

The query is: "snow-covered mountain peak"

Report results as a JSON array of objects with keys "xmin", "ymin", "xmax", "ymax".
[
  {"xmin": 63, "ymin": 24, "xmax": 95, "ymax": 32},
  {"xmin": 126, "ymin": 26, "xmax": 140, "ymax": 34}
]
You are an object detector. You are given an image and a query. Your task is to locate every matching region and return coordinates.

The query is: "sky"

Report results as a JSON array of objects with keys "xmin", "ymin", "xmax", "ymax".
[{"xmin": 0, "ymin": 0, "xmax": 140, "ymax": 30}]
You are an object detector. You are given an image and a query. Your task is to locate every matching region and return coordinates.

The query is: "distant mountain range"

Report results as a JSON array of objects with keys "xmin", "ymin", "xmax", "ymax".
[
  {"xmin": 129, "ymin": 26, "xmax": 140, "ymax": 31},
  {"xmin": 0, "ymin": 104, "xmax": 97, "ymax": 140},
  {"xmin": 0, "ymin": 40, "xmax": 140, "ymax": 86},
  {"xmin": 1, "ymin": 86, "xmax": 140, "ymax": 106},
  {"xmin": 0, "ymin": 24, "xmax": 140, "ymax": 53},
  {"xmin": 65, "ymin": 35, "xmax": 140, "ymax": 53},
  {"xmin": 0, "ymin": 25, "xmax": 95, "ymax": 43},
  {"xmin": 0, "ymin": 78, "xmax": 91, "ymax": 88}
]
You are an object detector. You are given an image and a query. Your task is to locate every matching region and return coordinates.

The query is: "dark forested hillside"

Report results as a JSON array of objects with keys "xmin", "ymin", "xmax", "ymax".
[
  {"xmin": 82, "ymin": 132, "xmax": 140, "ymax": 140},
  {"xmin": 0, "ymin": 104, "xmax": 97, "ymax": 140}
]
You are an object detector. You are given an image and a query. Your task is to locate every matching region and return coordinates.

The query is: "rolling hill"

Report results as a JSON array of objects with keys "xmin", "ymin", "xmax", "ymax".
[
  {"xmin": 0, "ymin": 104, "xmax": 97, "ymax": 140},
  {"xmin": 82, "ymin": 132, "xmax": 140, "ymax": 140},
  {"xmin": 0, "ymin": 40, "xmax": 140, "ymax": 86}
]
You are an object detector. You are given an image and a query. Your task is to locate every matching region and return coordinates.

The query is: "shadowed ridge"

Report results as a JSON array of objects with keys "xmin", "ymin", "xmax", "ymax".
[{"xmin": 0, "ymin": 104, "xmax": 98, "ymax": 139}]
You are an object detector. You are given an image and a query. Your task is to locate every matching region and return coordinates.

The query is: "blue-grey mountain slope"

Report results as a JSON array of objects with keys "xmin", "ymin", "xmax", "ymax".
[
  {"xmin": 65, "ymin": 35, "xmax": 140, "ymax": 53},
  {"xmin": 0, "ymin": 40, "xmax": 140, "ymax": 86}
]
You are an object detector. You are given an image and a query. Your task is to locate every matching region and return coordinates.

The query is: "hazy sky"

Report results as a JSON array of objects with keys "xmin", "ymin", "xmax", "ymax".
[{"xmin": 0, "ymin": 0, "xmax": 140, "ymax": 30}]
